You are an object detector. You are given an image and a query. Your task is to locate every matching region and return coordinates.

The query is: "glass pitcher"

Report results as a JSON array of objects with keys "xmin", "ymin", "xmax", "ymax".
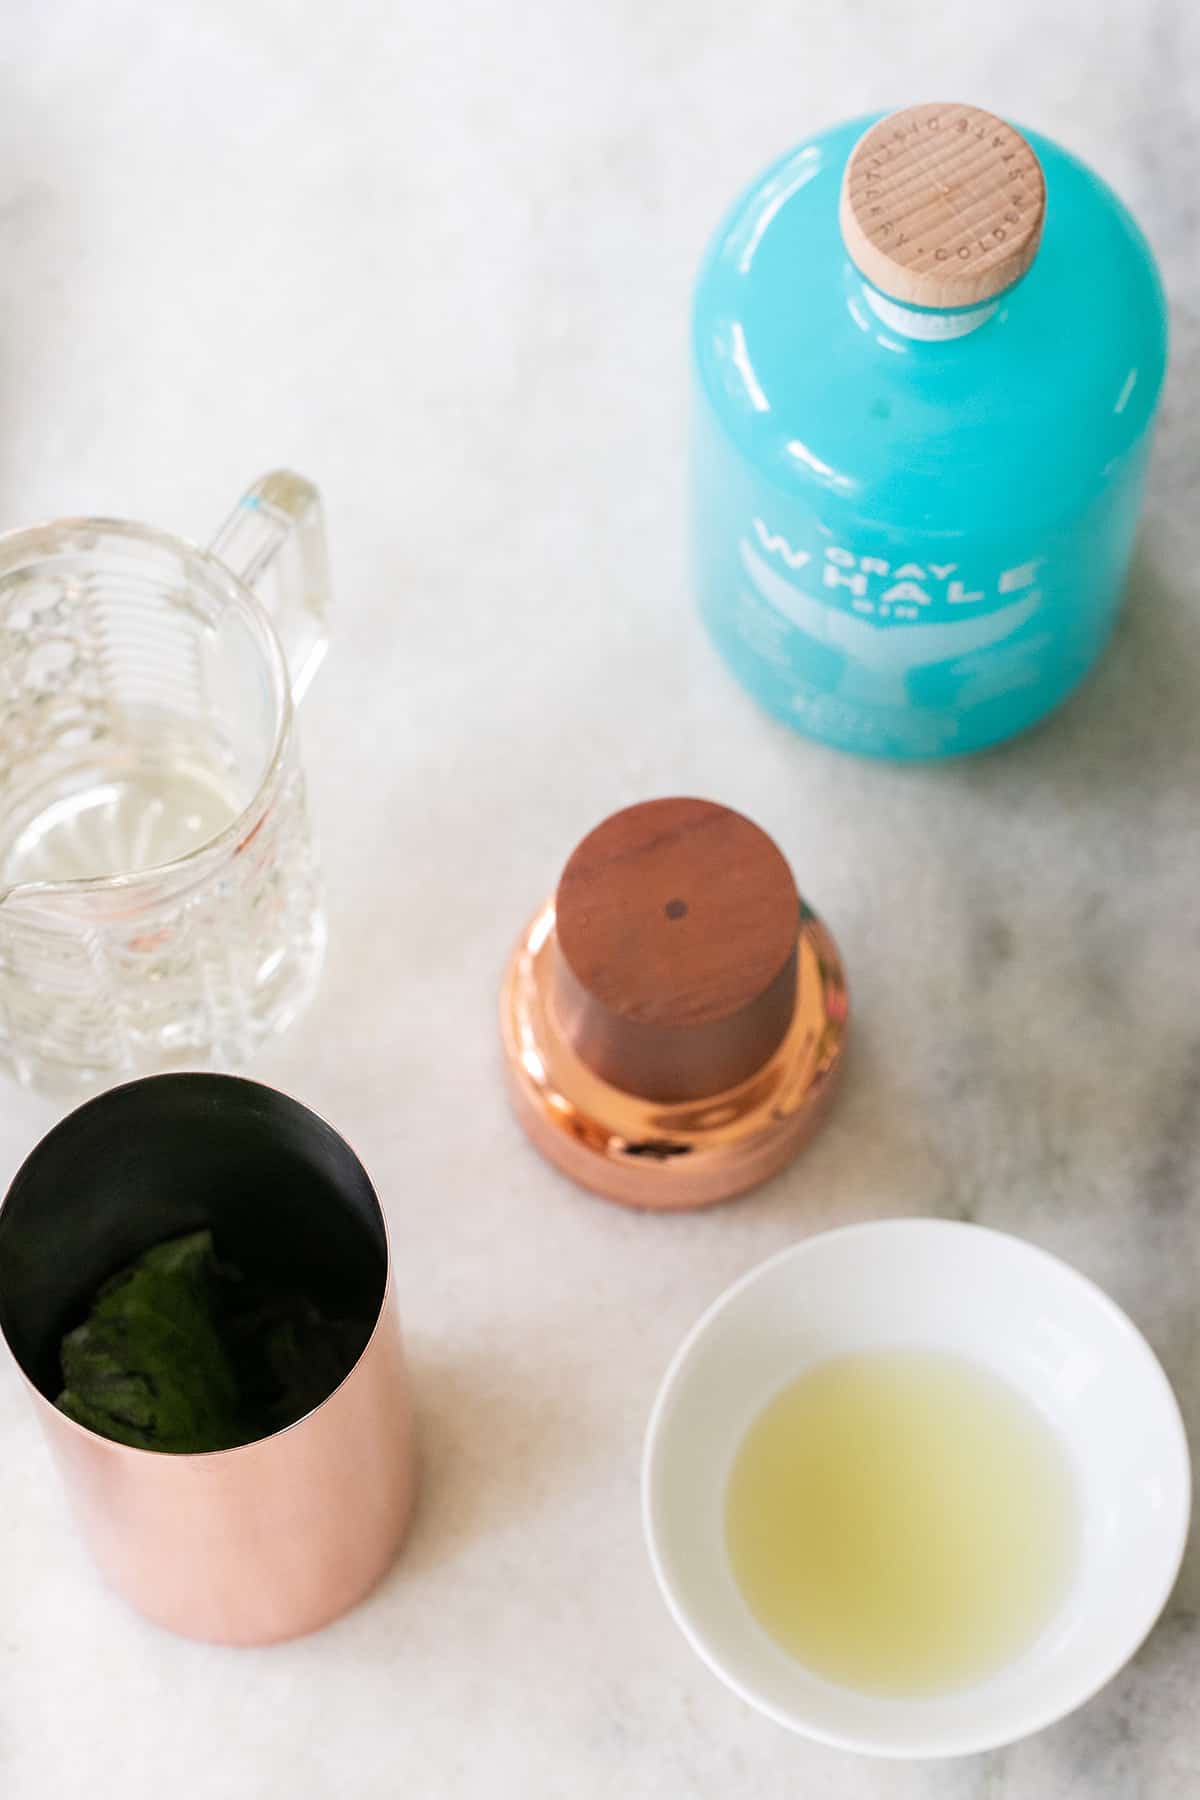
[{"xmin": 0, "ymin": 471, "xmax": 330, "ymax": 1096}]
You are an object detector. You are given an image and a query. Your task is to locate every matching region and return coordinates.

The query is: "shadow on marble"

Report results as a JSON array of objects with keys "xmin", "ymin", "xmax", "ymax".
[
  {"xmin": 767, "ymin": 1027, "xmax": 977, "ymax": 1230},
  {"xmin": 963, "ymin": 539, "xmax": 1200, "ymax": 802},
  {"xmin": 374, "ymin": 1336, "xmax": 583, "ymax": 1581},
  {"xmin": 990, "ymin": 1604, "xmax": 1200, "ymax": 1799}
]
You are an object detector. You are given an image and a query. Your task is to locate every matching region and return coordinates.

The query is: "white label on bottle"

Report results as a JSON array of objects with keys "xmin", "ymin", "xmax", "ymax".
[
  {"xmin": 749, "ymin": 520, "xmax": 1043, "ymax": 626},
  {"xmin": 738, "ymin": 529, "xmax": 1046, "ymax": 714}
]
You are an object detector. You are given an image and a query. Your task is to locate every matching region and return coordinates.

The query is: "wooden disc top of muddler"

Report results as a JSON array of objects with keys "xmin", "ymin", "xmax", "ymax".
[
  {"xmin": 840, "ymin": 102, "xmax": 1045, "ymax": 309},
  {"xmin": 553, "ymin": 798, "xmax": 800, "ymax": 1104}
]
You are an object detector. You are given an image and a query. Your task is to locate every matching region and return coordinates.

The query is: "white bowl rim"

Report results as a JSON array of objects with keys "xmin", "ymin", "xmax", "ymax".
[{"xmin": 641, "ymin": 1217, "xmax": 1193, "ymax": 1759}]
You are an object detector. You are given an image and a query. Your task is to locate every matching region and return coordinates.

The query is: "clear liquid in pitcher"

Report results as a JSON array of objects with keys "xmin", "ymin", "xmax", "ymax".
[
  {"xmin": 0, "ymin": 727, "xmax": 325, "ymax": 1094},
  {"xmin": 1, "ymin": 749, "xmax": 240, "ymax": 887},
  {"xmin": 0, "ymin": 638, "xmax": 325, "ymax": 1096}
]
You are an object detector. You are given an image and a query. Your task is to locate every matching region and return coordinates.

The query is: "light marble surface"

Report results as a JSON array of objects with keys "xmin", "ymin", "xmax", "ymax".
[{"xmin": 1, "ymin": 2, "xmax": 1198, "ymax": 1794}]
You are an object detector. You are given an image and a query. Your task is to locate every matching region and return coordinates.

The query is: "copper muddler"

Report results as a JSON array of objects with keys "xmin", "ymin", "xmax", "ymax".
[{"xmin": 501, "ymin": 797, "xmax": 848, "ymax": 1209}]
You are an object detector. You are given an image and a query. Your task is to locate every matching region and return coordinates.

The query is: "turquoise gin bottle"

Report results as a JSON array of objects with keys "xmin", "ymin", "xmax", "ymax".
[{"xmin": 692, "ymin": 102, "xmax": 1167, "ymax": 758}]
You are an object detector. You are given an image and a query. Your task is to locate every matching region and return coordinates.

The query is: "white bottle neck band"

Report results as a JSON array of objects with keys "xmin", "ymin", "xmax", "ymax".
[{"xmin": 861, "ymin": 283, "xmax": 1000, "ymax": 341}]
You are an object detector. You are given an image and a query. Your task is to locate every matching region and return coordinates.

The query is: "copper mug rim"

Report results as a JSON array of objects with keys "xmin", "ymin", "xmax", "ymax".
[{"xmin": 0, "ymin": 1070, "xmax": 396, "ymax": 1462}]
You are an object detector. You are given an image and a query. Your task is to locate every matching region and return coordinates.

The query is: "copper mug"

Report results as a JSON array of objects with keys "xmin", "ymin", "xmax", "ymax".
[{"xmin": 0, "ymin": 1074, "xmax": 416, "ymax": 1645}]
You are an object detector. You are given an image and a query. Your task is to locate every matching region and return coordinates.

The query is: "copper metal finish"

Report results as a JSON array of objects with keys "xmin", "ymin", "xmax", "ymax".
[
  {"xmin": 0, "ymin": 1075, "xmax": 417, "ymax": 1646},
  {"xmin": 500, "ymin": 898, "xmax": 848, "ymax": 1211},
  {"xmin": 28, "ymin": 1290, "xmax": 415, "ymax": 1646}
]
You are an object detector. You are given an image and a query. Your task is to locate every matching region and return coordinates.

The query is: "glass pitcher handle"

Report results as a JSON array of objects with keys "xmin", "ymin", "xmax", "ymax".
[{"xmin": 208, "ymin": 470, "xmax": 331, "ymax": 705}]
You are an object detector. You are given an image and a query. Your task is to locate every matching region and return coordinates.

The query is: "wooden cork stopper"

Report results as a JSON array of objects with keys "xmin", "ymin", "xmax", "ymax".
[
  {"xmin": 553, "ymin": 798, "xmax": 800, "ymax": 1104},
  {"xmin": 840, "ymin": 102, "xmax": 1045, "ymax": 309}
]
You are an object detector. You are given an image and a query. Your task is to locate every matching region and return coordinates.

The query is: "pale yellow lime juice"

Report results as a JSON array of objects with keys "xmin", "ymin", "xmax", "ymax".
[{"xmin": 725, "ymin": 1349, "xmax": 1079, "ymax": 1694}]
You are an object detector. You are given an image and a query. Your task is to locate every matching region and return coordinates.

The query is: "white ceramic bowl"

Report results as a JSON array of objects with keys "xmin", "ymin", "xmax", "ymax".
[{"xmin": 642, "ymin": 1219, "xmax": 1191, "ymax": 1759}]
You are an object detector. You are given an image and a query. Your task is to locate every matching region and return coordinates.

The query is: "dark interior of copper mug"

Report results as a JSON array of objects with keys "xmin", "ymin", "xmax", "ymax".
[{"xmin": 0, "ymin": 1074, "xmax": 388, "ymax": 1399}]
